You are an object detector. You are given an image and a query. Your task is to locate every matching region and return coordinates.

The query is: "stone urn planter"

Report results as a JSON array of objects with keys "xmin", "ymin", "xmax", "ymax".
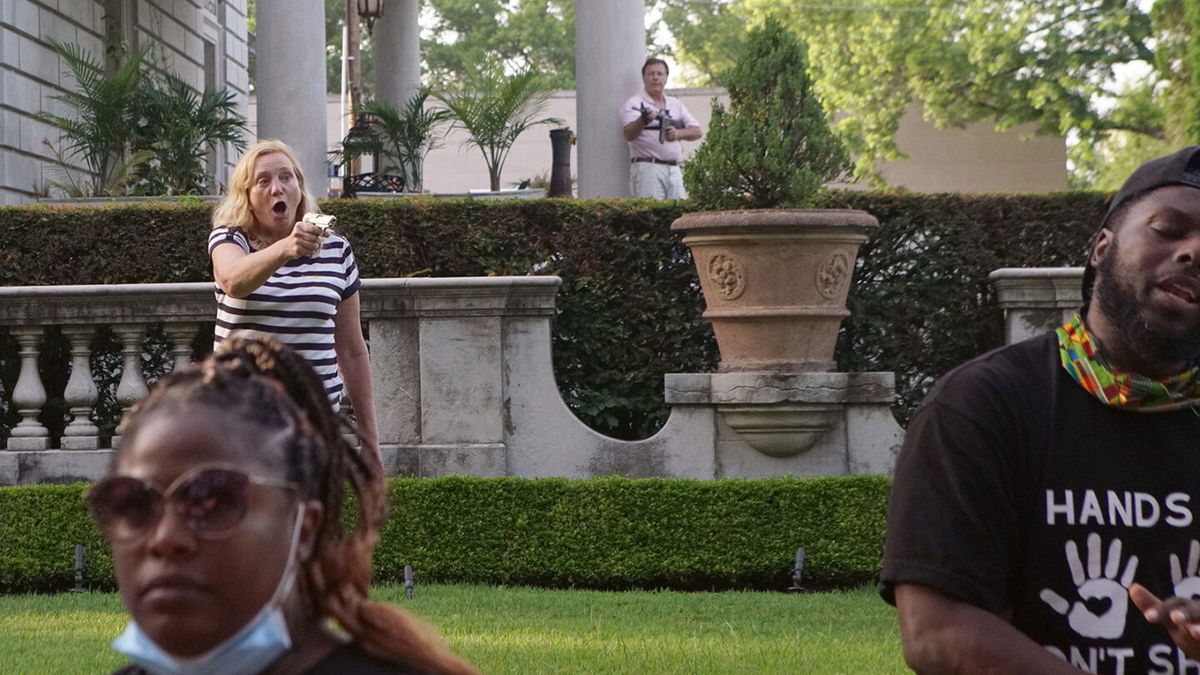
[
  {"xmin": 671, "ymin": 208, "xmax": 878, "ymax": 372},
  {"xmin": 669, "ymin": 208, "xmax": 884, "ymax": 460}
]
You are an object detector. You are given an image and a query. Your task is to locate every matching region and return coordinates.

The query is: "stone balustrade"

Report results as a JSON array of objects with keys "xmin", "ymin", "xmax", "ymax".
[{"xmin": 0, "ymin": 276, "xmax": 909, "ymax": 484}]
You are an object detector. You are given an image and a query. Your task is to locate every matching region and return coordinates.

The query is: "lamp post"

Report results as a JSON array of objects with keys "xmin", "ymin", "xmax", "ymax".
[{"xmin": 358, "ymin": 0, "xmax": 384, "ymax": 34}]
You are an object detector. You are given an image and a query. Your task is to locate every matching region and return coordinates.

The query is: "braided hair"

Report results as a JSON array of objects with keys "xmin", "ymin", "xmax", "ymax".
[{"xmin": 119, "ymin": 332, "xmax": 477, "ymax": 675}]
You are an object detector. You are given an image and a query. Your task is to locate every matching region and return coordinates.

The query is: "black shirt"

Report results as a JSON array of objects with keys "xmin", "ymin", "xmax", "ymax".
[{"xmin": 881, "ymin": 332, "xmax": 1200, "ymax": 672}]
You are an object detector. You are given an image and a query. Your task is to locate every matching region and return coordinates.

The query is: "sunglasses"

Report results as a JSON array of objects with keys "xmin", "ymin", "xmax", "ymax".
[{"xmin": 85, "ymin": 464, "xmax": 297, "ymax": 543}]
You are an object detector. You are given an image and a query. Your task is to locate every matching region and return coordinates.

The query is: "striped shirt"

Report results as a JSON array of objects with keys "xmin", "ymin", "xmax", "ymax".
[{"xmin": 208, "ymin": 226, "xmax": 361, "ymax": 405}]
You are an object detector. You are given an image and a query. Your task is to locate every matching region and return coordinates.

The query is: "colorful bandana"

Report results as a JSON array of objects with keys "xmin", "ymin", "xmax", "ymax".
[{"xmin": 1056, "ymin": 314, "xmax": 1200, "ymax": 412}]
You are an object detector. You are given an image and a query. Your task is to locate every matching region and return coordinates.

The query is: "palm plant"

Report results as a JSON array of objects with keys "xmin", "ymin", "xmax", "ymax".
[
  {"xmin": 435, "ymin": 66, "xmax": 562, "ymax": 191},
  {"xmin": 39, "ymin": 40, "xmax": 153, "ymax": 196},
  {"xmin": 135, "ymin": 72, "xmax": 248, "ymax": 194},
  {"xmin": 336, "ymin": 88, "xmax": 452, "ymax": 193}
]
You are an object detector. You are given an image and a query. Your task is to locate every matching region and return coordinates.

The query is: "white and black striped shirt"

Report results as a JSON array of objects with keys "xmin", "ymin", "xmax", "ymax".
[{"xmin": 208, "ymin": 226, "xmax": 361, "ymax": 405}]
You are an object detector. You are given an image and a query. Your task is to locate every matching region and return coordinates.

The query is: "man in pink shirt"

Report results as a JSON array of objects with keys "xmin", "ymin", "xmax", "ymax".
[{"xmin": 620, "ymin": 57, "xmax": 703, "ymax": 199}]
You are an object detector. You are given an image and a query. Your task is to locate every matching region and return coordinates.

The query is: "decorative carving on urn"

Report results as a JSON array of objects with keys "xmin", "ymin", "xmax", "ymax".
[
  {"xmin": 707, "ymin": 254, "xmax": 746, "ymax": 301},
  {"xmin": 816, "ymin": 251, "xmax": 852, "ymax": 301}
]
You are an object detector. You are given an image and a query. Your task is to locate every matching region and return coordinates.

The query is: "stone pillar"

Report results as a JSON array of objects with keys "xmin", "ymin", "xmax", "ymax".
[
  {"xmin": 375, "ymin": 0, "xmax": 422, "ymax": 111},
  {"xmin": 989, "ymin": 267, "xmax": 1083, "ymax": 345},
  {"xmin": 575, "ymin": 0, "xmax": 646, "ymax": 198},
  {"xmin": 256, "ymin": 0, "xmax": 329, "ymax": 196}
]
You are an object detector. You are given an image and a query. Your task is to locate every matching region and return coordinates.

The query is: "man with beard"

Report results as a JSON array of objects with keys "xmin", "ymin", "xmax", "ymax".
[{"xmin": 881, "ymin": 147, "xmax": 1200, "ymax": 673}]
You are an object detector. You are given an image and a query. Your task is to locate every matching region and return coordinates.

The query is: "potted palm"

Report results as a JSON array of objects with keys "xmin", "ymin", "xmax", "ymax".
[
  {"xmin": 434, "ymin": 65, "xmax": 562, "ymax": 197},
  {"xmin": 335, "ymin": 87, "xmax": 452, "ymax": 195},
  {"xmin": 674, "ymin": 18, "xmax": 876, "ymax": 373},
  {"xmin": 39, "ymin": 40, "xmax": 247, "ymax": 201},
  {"xmin": 37, "ymin": 41, "xmax": 154, "ymax": 198}
]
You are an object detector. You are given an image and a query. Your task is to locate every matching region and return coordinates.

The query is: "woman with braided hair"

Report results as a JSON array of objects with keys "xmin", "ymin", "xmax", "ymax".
[{"xmin": 87, "ymin": 332, "xmax": 477, "ymax": 674}]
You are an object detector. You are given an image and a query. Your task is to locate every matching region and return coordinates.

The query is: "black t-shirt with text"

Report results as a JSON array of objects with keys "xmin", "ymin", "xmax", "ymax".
[{"xmin": 881, "ymin": 332, "xmax": 1200, "ymax": 673}]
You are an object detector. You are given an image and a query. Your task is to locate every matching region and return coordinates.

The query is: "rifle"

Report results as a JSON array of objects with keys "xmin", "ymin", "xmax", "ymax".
[{"xmin": 635, "ymin": 103, "xmax": 687, "ymax": 144}]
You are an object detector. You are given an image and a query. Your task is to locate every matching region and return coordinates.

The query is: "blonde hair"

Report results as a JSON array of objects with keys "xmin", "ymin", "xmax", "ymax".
[{"xmin": 211, "ymin": 140, "xmax": 321, "ymax": 236}]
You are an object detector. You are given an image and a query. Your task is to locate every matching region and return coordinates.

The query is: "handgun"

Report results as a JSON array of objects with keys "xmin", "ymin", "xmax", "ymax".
[{"xmin": 302, "ymin": 212, "xmax": 336, "ymax": 238}]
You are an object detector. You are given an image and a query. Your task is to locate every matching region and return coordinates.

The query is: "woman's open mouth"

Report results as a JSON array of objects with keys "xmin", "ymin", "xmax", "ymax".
[{"xmin": 272, "ymin": 200, "xmax": 288, "ymax": 215}]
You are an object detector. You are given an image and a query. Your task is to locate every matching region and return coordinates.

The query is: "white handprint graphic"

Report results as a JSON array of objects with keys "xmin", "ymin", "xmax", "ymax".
[
  {"xmin": 1040, "ymin": 533, "xmax": 1138, "ymax": 639},
  {"xmin": 1171, "ymin": 540, "xmax": 1200, "ymax": 599}
]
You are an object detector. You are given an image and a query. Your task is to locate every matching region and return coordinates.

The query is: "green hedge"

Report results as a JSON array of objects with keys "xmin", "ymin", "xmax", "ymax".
[
  {"xmin": 0, "ymin": 475, "xmax": 888, "ymax": 593},
  {"xmin": 0, "ymin": 193, "xmax": 1105, "ymax": 436}
]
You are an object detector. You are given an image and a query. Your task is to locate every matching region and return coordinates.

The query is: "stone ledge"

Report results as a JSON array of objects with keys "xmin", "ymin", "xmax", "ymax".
[
  {"xmin": 0, "ymin": 277, "xmax": 563, "ymax": 325},
  {"xmin": 664, "ymin": 371, "xmax": 895, "ymax": 405},
  {"xmin": 0, "ymin": 450, "xmax": 113, "ymax": 484},
  {"xmin": 989, "ymin": 267, "xmax": 1083, "ymax": 309}
]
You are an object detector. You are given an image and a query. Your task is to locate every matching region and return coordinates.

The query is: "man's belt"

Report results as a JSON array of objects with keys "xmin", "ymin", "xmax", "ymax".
[{"xmin": 631, "ymin": 157, "xmax": 678, "ymax": 166}]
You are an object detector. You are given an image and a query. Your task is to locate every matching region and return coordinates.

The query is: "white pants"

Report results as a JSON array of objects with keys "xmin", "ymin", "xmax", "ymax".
[{"xmin": 630, "ymin": 161, "xmax": 687, "ymax": 200}]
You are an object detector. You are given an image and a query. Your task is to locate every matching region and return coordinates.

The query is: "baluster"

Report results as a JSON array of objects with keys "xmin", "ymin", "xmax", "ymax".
[
  {"xmin": 7, "ymin": 326, "xmax": 50, "ymax": 450},
  {"xmin": 60, "ymin": 325, "xmax": 100, "ymax": 450},
  {"xmin": 111, "ymin": 324, "xmax": 148, "ymax": 446},
  {"xmin": 163, "ymin": 322, "xmax": 199, "ymax": 372}
]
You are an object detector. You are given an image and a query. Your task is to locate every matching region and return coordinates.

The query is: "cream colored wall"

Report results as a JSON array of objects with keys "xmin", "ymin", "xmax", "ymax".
[
  {"xmin": 878, "ymin": 103, "xmax": 1067, "ymax": 193},
  {"xmin": 249, "ymin": 87, "xmax": 1066, "ymax": 196}
]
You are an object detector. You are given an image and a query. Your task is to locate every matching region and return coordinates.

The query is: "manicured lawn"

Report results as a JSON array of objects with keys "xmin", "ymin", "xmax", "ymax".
[{"xmin": 0, "ymin": 584, "xmax": 904, "ymax": 673}]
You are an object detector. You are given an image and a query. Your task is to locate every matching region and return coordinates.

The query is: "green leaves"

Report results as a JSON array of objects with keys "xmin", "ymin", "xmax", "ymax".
[
  {"xmin": 40, "ymin": 40, "xmax": 152, "ymax": 197},
  {"xmin": 40, "ymin": 41, "xmax": 247, "ymax": 197},
  {"xmin": 423, "ymin": 0, "xmax": 576, "ymax": 89},
  {"xmin": 684, "ymin": 18, "xmax": 850, "ymax": 210},
  {"xmin": 136, "ymin": 72, "xmax": 248, "ymax": 195},
  {"xmin": 336, "ymin": 90, "xmax": 453, "ymax": 193},
  {"xmin": 434, "ymin": 66, "xmax": 563, "ymax": 191}
]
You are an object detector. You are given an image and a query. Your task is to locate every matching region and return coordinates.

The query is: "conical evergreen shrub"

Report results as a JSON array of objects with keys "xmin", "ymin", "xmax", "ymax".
[{"xmin": 684, "ymin": 18, "xmax": 850, "ymax": 210}]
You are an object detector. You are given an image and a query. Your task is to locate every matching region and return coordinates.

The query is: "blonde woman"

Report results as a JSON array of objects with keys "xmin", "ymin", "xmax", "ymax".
[{"xmin": 209, "ymin": 140, "xmax": 378, "ymax": 461}]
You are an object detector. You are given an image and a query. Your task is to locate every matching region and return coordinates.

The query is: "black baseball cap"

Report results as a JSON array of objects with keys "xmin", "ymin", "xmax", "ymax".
[{"xmin": 1082, "ymin": 145, "xmax": 1200, "ymax": 303}]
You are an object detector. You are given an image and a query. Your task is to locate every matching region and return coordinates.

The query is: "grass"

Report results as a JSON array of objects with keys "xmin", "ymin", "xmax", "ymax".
[{"xmin": 0, "ymin": 584, "xmax": 904, "ymax": 673}]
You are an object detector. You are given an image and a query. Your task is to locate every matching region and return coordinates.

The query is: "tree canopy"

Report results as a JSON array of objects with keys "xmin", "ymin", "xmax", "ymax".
[
  {"xmin": 423, "ymin": 0, "xmax": 576, "ymax": 89},
  {"xmin": 661, "ymin": 0, "xmax": 1170, "ymax": 184}
]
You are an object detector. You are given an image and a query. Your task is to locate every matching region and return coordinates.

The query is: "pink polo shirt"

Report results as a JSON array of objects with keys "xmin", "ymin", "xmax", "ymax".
[{"xmin": 620, "ymin": 90, "xmax": 700, "ymax": 163}]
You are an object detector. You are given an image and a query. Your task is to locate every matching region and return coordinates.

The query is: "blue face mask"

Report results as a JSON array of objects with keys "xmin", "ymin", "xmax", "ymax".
[{"xmin": 112, "ymin": 504, "xmax": 307, "ymax": 675}]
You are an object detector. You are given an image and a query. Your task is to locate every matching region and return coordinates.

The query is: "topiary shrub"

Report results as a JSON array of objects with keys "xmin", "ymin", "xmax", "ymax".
[{"xmin": 683, "ymin": 17, "xmax": 850, "ymax": 210}]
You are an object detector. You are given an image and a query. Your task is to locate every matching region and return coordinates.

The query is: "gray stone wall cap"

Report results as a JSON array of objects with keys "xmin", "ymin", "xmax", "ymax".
[
  {"xmin": 989, "ymin": 267, "xmax": 1084, "ymax": 309},
  {"xmin": 665, "ymin": 371, "xmax": 895, "ymax": 405},
  {"xmin": 0, "ymin": 277, "xmax": 562, "ymax": 324},
  {"xmin": 362, "ymin": 276, "xmax": 561, "ymax": 291},
  {"xmin": 360, "ymin": 276, "xmax": 561, "ymax": 317},
  {"xmin": 988, "ymin": 267, "xmax": 1085, "ymax": 282}
]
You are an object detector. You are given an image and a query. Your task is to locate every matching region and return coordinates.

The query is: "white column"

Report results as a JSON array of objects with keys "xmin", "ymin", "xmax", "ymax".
[
  {"xmin": 575, "ymin": 0, "xmax": 646, "ymax": 198},
  {"xmin": 256, "ymin": 0, "xmax": 329, "ymax": 196},
  {"xmin": 375, "ymin": 0, "xmax": 422, "ymax": 110}
]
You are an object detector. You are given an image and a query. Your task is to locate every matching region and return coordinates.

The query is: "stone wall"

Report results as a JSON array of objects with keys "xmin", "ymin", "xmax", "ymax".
[{"xmin": 0, "ymin": 277, "xmax": 904, "ymax": 484}]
